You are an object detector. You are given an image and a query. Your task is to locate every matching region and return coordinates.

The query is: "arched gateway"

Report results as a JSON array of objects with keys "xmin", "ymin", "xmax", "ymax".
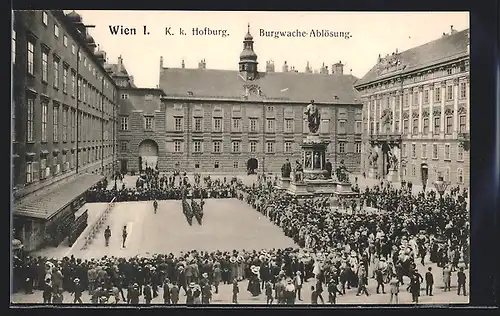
[
  {"xmin": 247, "ymin": 158, "xmax": 258, "ymax": 174},
  {"xmin": 138, "ymin": 139, "xmax": 159, "ymax": 172}
]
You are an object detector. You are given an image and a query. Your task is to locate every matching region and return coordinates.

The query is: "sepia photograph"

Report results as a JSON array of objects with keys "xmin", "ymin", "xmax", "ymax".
[{"xmin": 11, "ymin": 10, "xmax": 470, "ymax": 306}]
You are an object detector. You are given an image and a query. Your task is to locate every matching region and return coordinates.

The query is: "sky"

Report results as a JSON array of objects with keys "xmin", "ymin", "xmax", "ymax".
[{"xmin": 71, "ymin": 11, "xmax": 469, "ymax": 88}]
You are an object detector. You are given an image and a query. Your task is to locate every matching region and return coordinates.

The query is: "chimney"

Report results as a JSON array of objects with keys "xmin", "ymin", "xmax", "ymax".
[
  {"xmin": 266, "ymin": 60, "xmax": 275, "ymax": 72},
  {"xmin": 129, "ymin": 75, "xmax": 134, "ymax": 85},
  {"xmin": 333, "ymin": 61, "xmax": 344, "ymax": 75},
  {"xmin": 305, "ymin": 61, "xmax": 312, "ymax": 73},
  {"xmin": 325, "ymin": 66, "xmax": 329, "ymax": 74},
  {"xmin": 282, "ymin": 61, "xmax": 289, "ymax": 72},
  {"xmin": 160, "ymin": 56, "xmax": 163, "ymax": 69},
  {"xmin": 181, "ymin": 59, "xmax": 185, "ymax": 68},
  {"xmin": 378, "ymin": 54, "xmax": 382, "ymax": 63},
  {"xmin": 450, "ymin": 25, "xmax": 457, "ymax": 34},
  {"xmin": 320, "ymin": 63, "xmax": 328, "ymax": 74},
  {"xmin": 395, "ymin": 48, "xmax": 398, "ymax": 54},
  {"xmin": 198, "ymin": 59, "xmax": 206, "ymax": 69},
  {"xmin": 117, "ymin": 55, "xmax": 123, "ymax": 73}
]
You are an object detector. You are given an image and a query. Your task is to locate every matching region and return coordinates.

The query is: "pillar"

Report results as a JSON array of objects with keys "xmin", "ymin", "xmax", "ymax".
[
  {"xmin": 440, "ymin": 81, "xmax": 446, "ymax": 135},
  {"xmin": 429, "ymin": 86, "xmax": 434, "ymax": 134},
  {"xmin": 453, "ymin": 77, "xmax": 459, "ymax": 138},
  {"xmin": 418, "ymin": 86, "xmax": 423, "ymax": 133}
]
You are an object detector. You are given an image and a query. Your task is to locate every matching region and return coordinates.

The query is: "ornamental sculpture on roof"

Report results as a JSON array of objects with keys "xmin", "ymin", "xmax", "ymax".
[{"xmin": 304, "ymin": 99, "xmax": 321, "ymax": 134}]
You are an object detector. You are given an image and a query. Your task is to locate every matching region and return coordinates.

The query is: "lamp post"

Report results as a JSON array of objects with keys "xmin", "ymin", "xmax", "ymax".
[{"xmin": 433, "ymin": 175, "xmax": 449, "ymax": 201}]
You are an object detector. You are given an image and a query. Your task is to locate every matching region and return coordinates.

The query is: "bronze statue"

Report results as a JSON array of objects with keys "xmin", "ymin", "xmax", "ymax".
[
  {"xmin": 304, "ymin": 100, "xmax": 321, "ymax": 134},
  {"xmin": 281, "ymin": 159, "xmax": 292, "ymax": 178},
  {"xmin": 335, "ymin": 160, "xmax": 349, "ymax": 183},
  {"xmin": 294, "ymin": 160, "xmax": 303, "ymax": 182}
]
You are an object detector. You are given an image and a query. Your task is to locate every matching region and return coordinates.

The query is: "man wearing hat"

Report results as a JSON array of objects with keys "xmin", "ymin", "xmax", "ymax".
[
  {"xmin": 212, "ymin": 262, "xmax": 222, "ymax": 294},
  {"xmin": 162, "ymin": 278, "xmax": 171, "ymax": 304},
  {"xmin": 185, "ymin": 282, "xmax": 195, "ymax": 304},
  {"xmin": 264, "ymin": 280, "xmax": 274, "ymax": 304},
  {"xmin": 170, "ymin": 281, "xmax": 180, "ymax": 304},
  {"xmin": 457, "ymin": 267, "xmax": 467, "ymax": 296},
  {"xmin": 232, "ymin": 278, "xmax": 239, "ymax": 304},
  {"xmin": 72, "ymin": 278, "xmax": 83, "ymax": 303},
  {"xmin": 293, "ymin": 271, "xmax": 303, "ymax": 301},
  {"xmin": 127, "ymin": 283, "xmax": 140, "ymax": 304}
]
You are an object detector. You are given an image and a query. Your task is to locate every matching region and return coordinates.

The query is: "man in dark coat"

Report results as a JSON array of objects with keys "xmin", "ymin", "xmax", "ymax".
[
  {"xmin": 325, "ymin": 159, "xmax": 333, "ymax": 179},
  {"xmin": 425, "ymin": 267, "xmax": 434, "ymax": 296},
  {"xmin": 163, "ymin": 279, "xmax": 171, "ymax": 304}
]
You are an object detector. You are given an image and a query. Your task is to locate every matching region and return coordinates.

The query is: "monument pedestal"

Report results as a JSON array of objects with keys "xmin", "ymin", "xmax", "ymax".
[
  {"xmin": 276, "ymin": 177, "xmax": 291, "ymax": 191},
  {"xmin": 368, "ymin": 168, "xmax": 377, "ymax": 179},
  {"xmin": 386, "ymin": 169, "xmax": 399, "ymax": 182}
]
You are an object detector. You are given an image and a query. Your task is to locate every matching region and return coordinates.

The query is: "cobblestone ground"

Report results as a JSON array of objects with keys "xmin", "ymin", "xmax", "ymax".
[{"xmin": 12, "ymin": 173, "xmax": 469, "ymax": 305}]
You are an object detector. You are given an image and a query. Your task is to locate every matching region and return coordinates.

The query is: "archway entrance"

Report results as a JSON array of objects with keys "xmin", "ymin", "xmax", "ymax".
[
  {"xmin": 247, "ymin": 158, "xmax": 258, "ymax": 174},
  {"xmin": 138, "ymin": 139, "xmax": 159, "ymax": 172}
]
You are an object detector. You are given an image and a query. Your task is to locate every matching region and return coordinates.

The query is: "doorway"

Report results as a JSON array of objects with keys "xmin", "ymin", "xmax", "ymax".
[
  {"xmin": 120, "ymin": 159, "xmax": 128, "ymax": 174},
  {"xmin": 247, "ymin": 158, "xmax": 258, "ymax": 174}
]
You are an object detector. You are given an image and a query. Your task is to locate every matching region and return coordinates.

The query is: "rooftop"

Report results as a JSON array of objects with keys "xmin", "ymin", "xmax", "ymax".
[
  {"xmin": 159, "ymin": 68, "xmax": 361, "ymax": 104},
  {"xmin": 355, "ymin": 28, "xmax": 469, "ymax": 87}
]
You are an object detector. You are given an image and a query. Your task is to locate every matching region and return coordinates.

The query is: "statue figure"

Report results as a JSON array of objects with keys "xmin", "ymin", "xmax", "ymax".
[
  {"xmin": 387, "ymin": 150, "xmax": 399, "ymax": 171},
  {"xmin": 281, "ymin": 159, "xmax": 292, "ymax": 178},
  {"xmin": 313, "ymin": 152, "xmax": 321, "ymax": 169},
  {"xmin": 304, "ymin": 99, "xmax": 321, "ymax": 134},
  {"xmin": 370, "ymin": 148, "xmax": 379, "ymax": 168},
  {"xmin": 324, "ymin": 158, "xmax": 333, "ymax": 179},
  {"xmin": 305, "ymin": 152, "xmax": 312, "ymax": 169},
  {"xmin": 294, "ymin": 160, "xmax": 303, "ymax": 182},
  {"xmin": 335, "ymin": 160, "xmax": 349, "ymax": 183}
]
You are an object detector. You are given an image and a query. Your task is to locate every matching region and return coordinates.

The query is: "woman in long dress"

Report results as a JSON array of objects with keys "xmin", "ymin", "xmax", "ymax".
[{"xmin": 247, "ymin": 266, "xmax": 261, "ymax": 297}]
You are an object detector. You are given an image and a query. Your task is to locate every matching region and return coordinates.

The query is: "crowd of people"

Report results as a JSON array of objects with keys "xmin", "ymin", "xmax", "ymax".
[
  {"xmin": 86, "ymin": 173, "xmax": 243, "ymax": 203},
  {"xmin": 13, "ymin": 173, "xmax": 469, "ymax": 305}
]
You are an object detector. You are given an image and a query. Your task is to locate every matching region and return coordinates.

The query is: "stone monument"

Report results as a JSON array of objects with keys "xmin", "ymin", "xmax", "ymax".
[
  {"xmin": 287, "ymin": 100, "xmax": 337, "ymax": 197},
  {"xmin": 276, "ymin": 159, "xmax": 292, "ymax": 191},
  {"xmin": 386, "ymin": 149, "xmax": 399, "ymax": 182}
]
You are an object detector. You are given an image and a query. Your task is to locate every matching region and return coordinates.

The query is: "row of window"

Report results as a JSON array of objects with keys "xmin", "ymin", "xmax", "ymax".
[
  {"xmin": 38, "ymin": 11, "xmax": 113, "ymax": 91},
  {"xmin": 368, "ymin": 81, "xmax": 468, "ymax": 113},
  {"xmin": 402, "ymin": 143, "xmax": 465, "ymax": 161},
  {"xmin": 404, "ymin": 165, "xmax": 465, "ymax": 185},
  {"xmin": 23, "ymin": 146, "xmax": 113, "ymax": 184},
  {"xmin": 25, "ymin": 39, "xmax": 115, "ymax": 114},
  {"xmin": 154, "ymin": 140, "xmax": 362, "ymax": 154},
  {"xmin": 121, "ymin": 93, "xmax": 154, "ymax": 100},
  {"xmin": 23, "ymin": 96, "xmax": 112, "ymax": 144},
  {"xmin": 368, "ymin": 114, "xmax": 467, "ymax": 135},
  {"xmin": 120, "ymin": 116, "xmax": 363, "ymax": 134}
]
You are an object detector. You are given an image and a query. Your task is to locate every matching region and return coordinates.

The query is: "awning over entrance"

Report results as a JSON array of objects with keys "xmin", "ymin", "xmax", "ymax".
[{"xmin": 14, "ymin": 174, "xmax": 104, "ymax": 221}]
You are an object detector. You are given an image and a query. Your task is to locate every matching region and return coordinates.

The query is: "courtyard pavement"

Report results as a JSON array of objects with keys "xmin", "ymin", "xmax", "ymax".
[
  {"xmin": 12, "ymin": 198, "xmax": 468, "ymax": 305},
  {"xmin": 12, "ymin": 173, "xmax": 468, "ymax": 305}
]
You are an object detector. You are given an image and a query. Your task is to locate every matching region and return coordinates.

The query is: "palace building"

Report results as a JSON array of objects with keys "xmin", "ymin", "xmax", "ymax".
[
  {"xmin": 355, "ymin": 26, "xmax": 470, "ymax": 187},
  {"xmin": 116, "ymin": 26, "xmax": 363, "ymax": 174},
  {"xmin": 12, "ymin": 10, "xmax": 119, "ymax": 251}
]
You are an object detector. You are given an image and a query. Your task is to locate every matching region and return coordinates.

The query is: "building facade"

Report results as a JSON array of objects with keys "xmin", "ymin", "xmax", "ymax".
[
  {"xmin": 12, "ymin": 10, "xmax": 119, "ymax": 251},
  {"xmin": 355, "ymin": 27, "xmax": 470, "ymax": 188},
  {"xmin": 117, "ymin": 27, "xmax": 363, "ymax": 174}
]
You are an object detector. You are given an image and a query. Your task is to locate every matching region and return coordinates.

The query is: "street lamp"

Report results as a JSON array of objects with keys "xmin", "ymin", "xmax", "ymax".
[{"xmin": 433, "ymin": 175, "xmax": 449, "ymax": 200}]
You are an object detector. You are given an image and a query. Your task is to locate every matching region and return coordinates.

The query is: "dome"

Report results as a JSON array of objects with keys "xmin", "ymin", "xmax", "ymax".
[
  {"xmin": 244, "ymin": 32, "xmax": 253, "ymax": 41},
  {"xmin": 85, "ymin": 34, "xmax": 96, "ymax": 44},
  {"xmin": 94, "ymin": 50, "xmax": 105, "ymax": 59},
  {"xmin": 66, "ymin": 10, "xmax": 82, "ymax": 23},
  {"xmin": 240, "ymin": 48, "xmax": 257, "ymax": 60}
]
